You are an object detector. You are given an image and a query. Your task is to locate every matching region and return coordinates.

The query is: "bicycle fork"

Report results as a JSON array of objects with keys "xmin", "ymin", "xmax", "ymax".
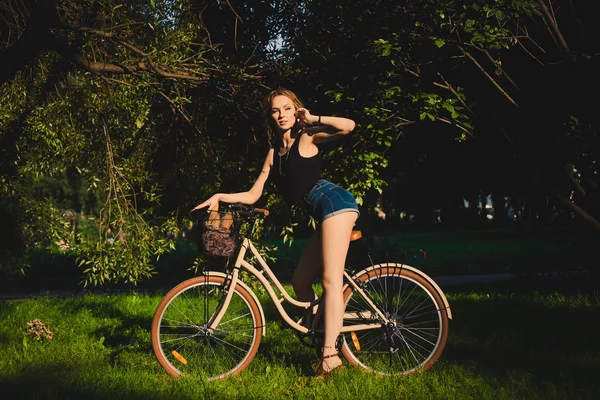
[{"xmin": 204, "ymin": 269, "xmax": 242, "ymax": 335}]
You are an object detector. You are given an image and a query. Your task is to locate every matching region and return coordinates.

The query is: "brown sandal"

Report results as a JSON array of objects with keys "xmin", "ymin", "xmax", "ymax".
[{"xmin": 314, "ymin": 348, "xmax": 343, "ymax": 379}]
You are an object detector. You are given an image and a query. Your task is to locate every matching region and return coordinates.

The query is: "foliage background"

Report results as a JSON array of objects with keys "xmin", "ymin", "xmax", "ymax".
[{"xmin": 0, "ymin": 0, "xmax": 598, "ymax": 288}]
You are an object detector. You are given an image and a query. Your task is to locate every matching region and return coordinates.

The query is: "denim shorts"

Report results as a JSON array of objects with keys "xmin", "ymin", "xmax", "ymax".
[{"xmin": 304, "ymin": 179, "xmax": 360, "ymax": 222}]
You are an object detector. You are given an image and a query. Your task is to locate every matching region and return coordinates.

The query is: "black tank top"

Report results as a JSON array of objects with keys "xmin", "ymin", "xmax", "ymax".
[{"xmin": 271, "ymin": 132, "xmax": 322, "ymax": 205}]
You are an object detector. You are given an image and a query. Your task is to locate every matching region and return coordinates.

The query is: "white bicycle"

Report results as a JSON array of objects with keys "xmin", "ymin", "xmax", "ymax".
[{"xmin": 151, "ymin": 204, "xmax": 452, "ymax": 381}]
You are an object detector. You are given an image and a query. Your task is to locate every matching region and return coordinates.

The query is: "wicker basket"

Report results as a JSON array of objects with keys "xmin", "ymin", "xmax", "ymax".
[{"xmin": 200, "ymin": 211, "xmax": 238, "ymax": 257}]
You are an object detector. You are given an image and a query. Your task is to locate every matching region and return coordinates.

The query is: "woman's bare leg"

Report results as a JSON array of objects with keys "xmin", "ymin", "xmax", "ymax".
[
  {"xmin": 291, "ymin": 233, "xmax": 321, "ymax": 315},
  {"xmin": 320, "ymin": 211, "xmax": 358, "ymax": 371}
]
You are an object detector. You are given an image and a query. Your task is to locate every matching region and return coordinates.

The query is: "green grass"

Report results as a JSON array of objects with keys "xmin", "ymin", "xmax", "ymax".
[{"xmin": 1, "ymin": 285, "xmax": 599, "ymax": 400}]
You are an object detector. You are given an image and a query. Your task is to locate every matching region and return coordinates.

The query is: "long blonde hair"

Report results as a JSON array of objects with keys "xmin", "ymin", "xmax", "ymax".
[{"xmin": 262, "ymin": 88, "xmax": 305, "ymax": 147}]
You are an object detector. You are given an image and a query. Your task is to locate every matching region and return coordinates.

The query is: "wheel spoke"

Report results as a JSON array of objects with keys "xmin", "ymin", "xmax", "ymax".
[
  {"xmin": 341, "ymin": 265, "xmax": 449, "ymax": 376},
  {"xmin": 151, "ymin": 276, "xmax": 263, "ymax": 381}
]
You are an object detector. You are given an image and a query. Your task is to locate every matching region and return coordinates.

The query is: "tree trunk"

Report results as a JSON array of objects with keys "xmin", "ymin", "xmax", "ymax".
[
  {"xmin": 491, "ymin": 192, "xmax": 508, "ymax": 224},
  {"xmin": 0, "ymin": 1, "xmax": 58, "ymax": 86},
  {"xmin": 553, "ymin": 193, "xmax": 600, "ymax": 231}
]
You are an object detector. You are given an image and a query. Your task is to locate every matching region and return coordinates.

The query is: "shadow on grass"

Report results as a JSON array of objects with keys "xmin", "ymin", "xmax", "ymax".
[
  {"xmin": 243, "ymin": 296, "xmax": 320, "ymax": 376},
  {"xmin": 442, "ymin": 286, "xmax": 600, "ymax": 396},
  {"xmin": 43, "ymin": 294, "xmax": 157, "ymax": 361},
  {"xmin": 0, "ymin": 362, "xmax": 203, "ymax": 400},
  {"xmin": 255, "ymin": 277, "xmax": 600, "ymax": 391}
]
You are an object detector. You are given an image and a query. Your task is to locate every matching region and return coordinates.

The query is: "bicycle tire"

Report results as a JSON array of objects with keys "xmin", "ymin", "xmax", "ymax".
[
  {"xmin": 151, "ymin": 275, "xmax": 264, "ymax": 381},
  {"xmin": 340, "ymin": 264, "xmax": 449, "ymax": 376}
]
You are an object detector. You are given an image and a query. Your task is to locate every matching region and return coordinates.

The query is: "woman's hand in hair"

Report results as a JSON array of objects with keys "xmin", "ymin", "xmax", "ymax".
[{"xmin": 295, "ymin": 108, "xmax": 318, "ymax": 127}]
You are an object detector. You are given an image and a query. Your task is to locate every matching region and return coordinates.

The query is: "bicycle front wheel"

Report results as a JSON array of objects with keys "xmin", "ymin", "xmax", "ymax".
[
  {"xmin": 151, "ymin": 275, "xmax": 264, "ymax": 381},
  {"xmin": 341, "ymin": 264, "xmax": 449, "ymax": 376}
]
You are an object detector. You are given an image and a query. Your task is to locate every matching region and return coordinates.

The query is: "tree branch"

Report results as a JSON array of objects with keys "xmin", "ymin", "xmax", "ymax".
[
  {"xmin": 433, "ymin": 73, "xmax": 475, "ymax": 116},
  {"xmin": 478, "ymin": 46, "xmax": 520, "ymax": 91},
  {"xmin": 459, "ymin": 47, "xmax": 520, "ymax": 109},
  {"xmin": 566, "ymin": 164, "xmax": 586, "ymax": 196},
  {"xmin": 46, "ymin": 35, "xmax": 208, "ymax": 82},
  {"xmin": 57, "ymin": 23, "xmax": 211, "ymax": 82},
  {"xmin": 435, "ymin": 117, "xmax": 474, "ymax": 137},
  {"xmin": 536, "ymin": 0, "xmax": 570, "ymax": 53},
  {"xmin": 553, "ymin": 193, "xmax": 600, "ymax": 230},
  {"xmin": 0, "ymin": 1, "xmax": 51, "ymax": 86}
]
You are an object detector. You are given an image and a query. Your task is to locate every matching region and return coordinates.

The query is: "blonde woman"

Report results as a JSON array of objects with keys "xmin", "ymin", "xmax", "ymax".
[{"xmin": 193, "ymin": 88, "xmax": 358, "ymax": 377}]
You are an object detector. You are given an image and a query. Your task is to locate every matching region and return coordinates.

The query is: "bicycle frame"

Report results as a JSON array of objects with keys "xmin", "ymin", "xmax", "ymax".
[
  {"xmin": 152, "ymin": 211, "xmax": 453, "ymax": 380},
  {"xmin": 206, "ymin": 237, "xmax": 391, "ymax": 336}
]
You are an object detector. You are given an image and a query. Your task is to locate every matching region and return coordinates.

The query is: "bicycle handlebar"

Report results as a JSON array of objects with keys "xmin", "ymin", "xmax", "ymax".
[
  {"xmin": 251, "ymin": 208, "xmax": 269, "ymax": 216},
  {"xmin": 195, "ymin": 203, "xmax": 269, "ymax": 218}
]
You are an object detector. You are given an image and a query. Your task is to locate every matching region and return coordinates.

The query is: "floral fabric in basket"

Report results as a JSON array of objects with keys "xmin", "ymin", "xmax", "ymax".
[{"xmin": 202, "ymin": 215, "xmax": 237, "ymax": 257}]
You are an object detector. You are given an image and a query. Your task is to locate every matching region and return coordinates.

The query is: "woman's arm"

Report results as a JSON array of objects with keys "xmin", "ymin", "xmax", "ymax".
[
  {"xmin": 296, "ymin": 108, "xmax": 355, "ymax": 144},
  {"xmin": 192, "ymin": 149, "xmax": 274, "ymax": 212}
]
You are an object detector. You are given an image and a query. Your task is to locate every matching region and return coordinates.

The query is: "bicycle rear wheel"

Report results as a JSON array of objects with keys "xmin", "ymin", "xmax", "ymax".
[
  {"xmin": 341, "ymin": 264, "xmax": 449, "ymax": 376},
  {"xmin": 151, "ymin": 275, "xmax": 263, "ymax": 381}
]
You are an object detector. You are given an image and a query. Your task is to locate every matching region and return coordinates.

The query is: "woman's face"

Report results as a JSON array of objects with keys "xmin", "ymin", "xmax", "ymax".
[{"xmin": 270, "ymin": 95, "xmax": 296, "ymax": 132}]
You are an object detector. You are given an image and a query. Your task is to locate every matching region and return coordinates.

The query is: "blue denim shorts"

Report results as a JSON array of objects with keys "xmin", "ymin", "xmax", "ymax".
[{"xmin": 304, "ymin": 179, "xmax": 360, "ymax": 222}]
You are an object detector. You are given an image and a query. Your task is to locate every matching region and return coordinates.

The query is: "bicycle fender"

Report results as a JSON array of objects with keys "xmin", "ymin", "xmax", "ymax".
[
  {"xmin": 349, "ymin": 263, "xmax": 453, "ymax": 320},
  {"xmin": 202, "ymin": 270, "xmax": 267, "ymax": 335}
]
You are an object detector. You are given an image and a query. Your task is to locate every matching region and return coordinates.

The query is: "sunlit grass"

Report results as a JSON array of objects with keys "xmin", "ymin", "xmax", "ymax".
[{"xmin": 1, "ymin": 286, "xmax": 599, "ymax": 399}]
